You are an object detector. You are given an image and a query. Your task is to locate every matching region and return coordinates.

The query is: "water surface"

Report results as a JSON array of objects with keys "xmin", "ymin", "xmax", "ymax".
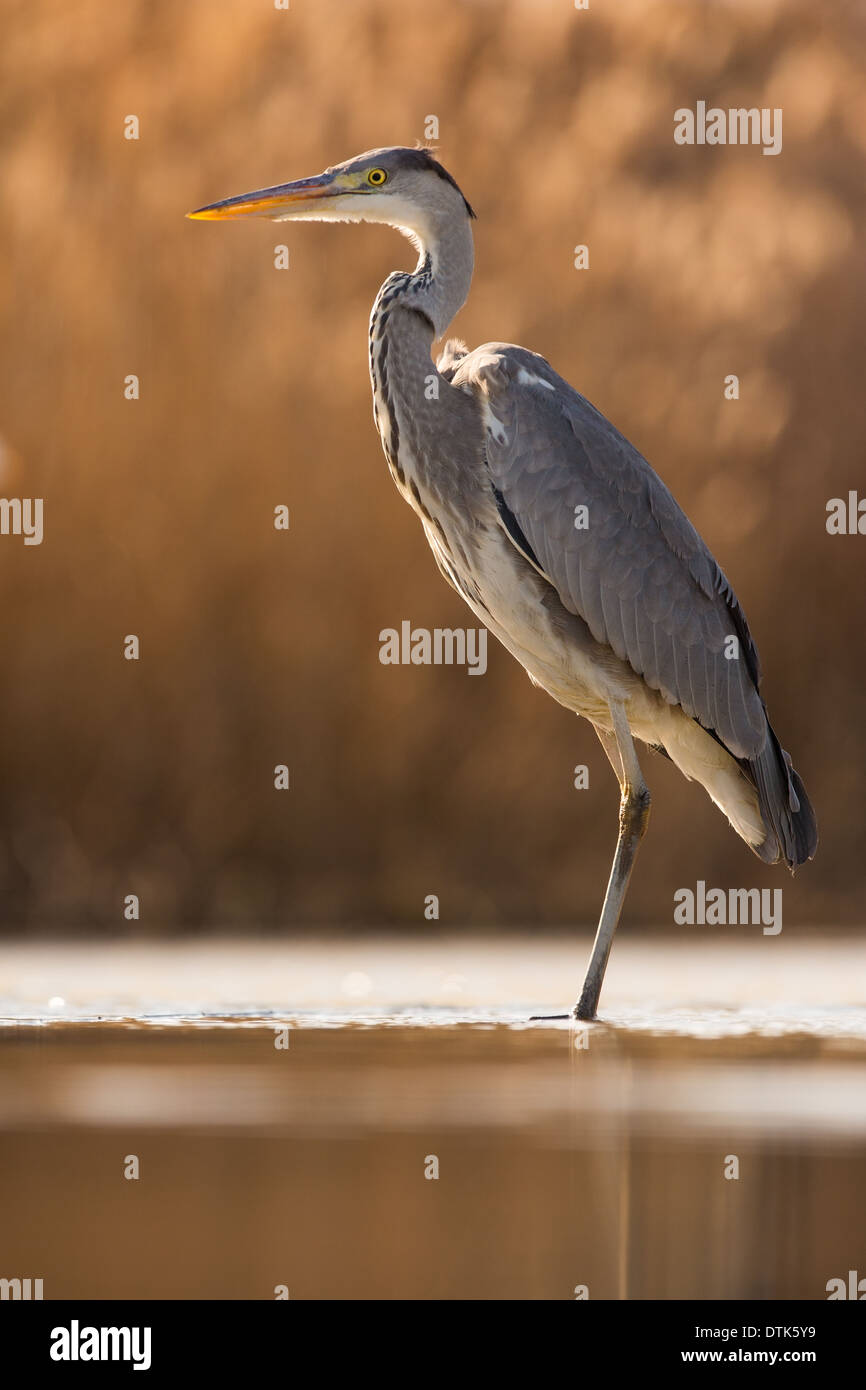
[{"xmin": 1, "ymin": 936, "xmax": 864, "ymax": 1299}]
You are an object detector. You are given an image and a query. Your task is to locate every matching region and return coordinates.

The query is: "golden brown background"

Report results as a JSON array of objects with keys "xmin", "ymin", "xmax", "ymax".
[{"xmin": 0, "ymin": 0, "xmax": 862, "ymax": 934}]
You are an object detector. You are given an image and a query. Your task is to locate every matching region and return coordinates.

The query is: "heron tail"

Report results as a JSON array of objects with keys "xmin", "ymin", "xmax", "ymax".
[{"xmin": 747, "ymin": 723, "xmax": 818, "ymax": 870}]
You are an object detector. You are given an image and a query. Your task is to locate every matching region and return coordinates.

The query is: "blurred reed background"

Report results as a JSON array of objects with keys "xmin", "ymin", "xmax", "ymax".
[{"xmin": 0, "ymin": 0, "xmax": 863, "ymax": 934}]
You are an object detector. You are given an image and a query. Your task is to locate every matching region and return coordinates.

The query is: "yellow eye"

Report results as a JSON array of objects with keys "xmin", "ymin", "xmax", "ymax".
[{"xmin": 367, "ymin": 168, "xmax": 388, "ymax": 186}]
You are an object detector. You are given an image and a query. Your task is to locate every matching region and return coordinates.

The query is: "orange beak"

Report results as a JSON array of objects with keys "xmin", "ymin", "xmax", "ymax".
[{"xmin": 188, "ymin": 171, "xmax": 351, "ymax": 221}]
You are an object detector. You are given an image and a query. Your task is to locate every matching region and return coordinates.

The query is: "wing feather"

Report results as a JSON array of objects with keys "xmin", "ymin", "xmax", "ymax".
[{"xmin": 452, "ymin": 343, "xmax": 768, "ymax": 758}]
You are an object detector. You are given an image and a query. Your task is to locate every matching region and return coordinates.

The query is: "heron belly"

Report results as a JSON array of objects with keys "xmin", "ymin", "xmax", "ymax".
[{"xmin": 421, "ymin": 511, "xmax": 633, "ymax": 724}]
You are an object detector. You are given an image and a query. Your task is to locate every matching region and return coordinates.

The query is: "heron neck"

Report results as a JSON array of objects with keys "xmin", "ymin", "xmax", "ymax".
[
  {"xmin": 368, "ymin": 213, "xmax": 478, "ymax": 495},
  {"xmin": 403, "ymin": 212, "xmax": 474, "ymax": 339}
]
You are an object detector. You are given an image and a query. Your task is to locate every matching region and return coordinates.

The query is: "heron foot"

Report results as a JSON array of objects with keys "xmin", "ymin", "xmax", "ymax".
[
  {"xmin": 528, "ymin": 1012, "xmax": 570, "ymax": 1021},
  {"xmin": 573, "ymin": 1003, "xmax": 599, "ymax": 1023}
]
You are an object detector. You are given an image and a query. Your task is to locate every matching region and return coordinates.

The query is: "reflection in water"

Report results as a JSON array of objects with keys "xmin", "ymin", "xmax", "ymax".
[{"xmin": 0, "ymin": 938, "xmax": 864, "ymax": 1299}]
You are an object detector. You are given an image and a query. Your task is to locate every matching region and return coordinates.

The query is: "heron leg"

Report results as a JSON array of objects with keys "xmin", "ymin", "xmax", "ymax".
[{"xmin": 574, "ymin": 705, "xmax": 650, "ymax": 1021}]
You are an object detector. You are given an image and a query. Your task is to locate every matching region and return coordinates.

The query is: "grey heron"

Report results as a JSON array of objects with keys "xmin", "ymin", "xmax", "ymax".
[{"xmin": 189, "ymin": 147, "xmax": 817, "ymax": 1020}]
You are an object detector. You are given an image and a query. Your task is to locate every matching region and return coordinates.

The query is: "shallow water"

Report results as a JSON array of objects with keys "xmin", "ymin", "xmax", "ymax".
[{"xmin": 1, "ymin": 936, "xmax": 864, "ymax": 1299}]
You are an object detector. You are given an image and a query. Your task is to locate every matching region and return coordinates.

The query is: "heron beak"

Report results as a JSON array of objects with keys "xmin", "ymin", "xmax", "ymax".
[{"xmin": 187, "ymin": 171, "xmax": 354, "ymax": 221}]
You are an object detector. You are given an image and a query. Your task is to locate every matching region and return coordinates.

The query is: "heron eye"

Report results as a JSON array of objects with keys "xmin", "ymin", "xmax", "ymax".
[{"xmin": 367, "ymin": 168, "xmax": 388, "ymax": 186}]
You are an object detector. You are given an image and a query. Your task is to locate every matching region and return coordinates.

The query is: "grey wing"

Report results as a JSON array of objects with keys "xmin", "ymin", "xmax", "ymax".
[{"xmin": 451, "ymin": 343, "xmax": 768, "ymax": 760}]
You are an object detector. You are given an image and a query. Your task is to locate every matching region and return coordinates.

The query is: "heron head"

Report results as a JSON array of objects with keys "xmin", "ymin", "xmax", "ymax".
[{"xmin": 187, "ymin": 146, "xmax": 475, "ymax": 246}]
